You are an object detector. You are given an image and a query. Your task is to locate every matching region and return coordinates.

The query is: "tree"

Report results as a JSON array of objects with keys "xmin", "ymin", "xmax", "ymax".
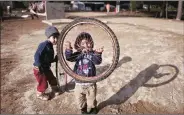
[
  {"xmin": 159, "ymin": 1, "xmax": 166, "ymax": 18},
  {"xmin": 176, "ymin": 1, "xmax": 183, "ymax": 20},
  {"xmin": 130, "ymin": 1, "xmax": 136, "ymax": 12}
]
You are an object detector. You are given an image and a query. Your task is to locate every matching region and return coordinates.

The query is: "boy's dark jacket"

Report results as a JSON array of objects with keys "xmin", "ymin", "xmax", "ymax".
[
  {"xmin": 33, "ymin": 40, "xmax": 56, "ymax": 70},
  {"xmin": 65, "ymin": 49, "xmax": 102, "ymax": 80}
]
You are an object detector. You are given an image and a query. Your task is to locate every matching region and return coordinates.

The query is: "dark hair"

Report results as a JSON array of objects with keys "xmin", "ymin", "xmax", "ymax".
[{"xmin": 74, "ymin": 32, "xmax": 94, "ymax": 51}]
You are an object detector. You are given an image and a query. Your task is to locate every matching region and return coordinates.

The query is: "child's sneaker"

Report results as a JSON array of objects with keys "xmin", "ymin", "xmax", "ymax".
[
  {"xmin": 36, "ymin": 92, "xmax": 49, "ymax": 101},
  {"xmin": 51, "ymin": 86, "xmax": 61, "ymax": 96}
]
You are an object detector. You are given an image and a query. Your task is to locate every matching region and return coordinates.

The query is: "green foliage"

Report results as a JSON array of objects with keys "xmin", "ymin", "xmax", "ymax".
[
  {"xmin": 130, "ymin": 1, "xmax": 136, "ymax": 11},
  {"xmin": 22, "ymin": 1, "xmax": 29, "ymax": 8}
]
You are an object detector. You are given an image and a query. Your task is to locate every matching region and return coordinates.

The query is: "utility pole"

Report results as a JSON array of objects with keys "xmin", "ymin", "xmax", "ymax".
[
  {"xmin": 176, "ymin": 1, "xmax": 183, "ymax": 20},
  {"xmin": 165, "ymin": 1, "xmax": 168, "ymax": 19}
]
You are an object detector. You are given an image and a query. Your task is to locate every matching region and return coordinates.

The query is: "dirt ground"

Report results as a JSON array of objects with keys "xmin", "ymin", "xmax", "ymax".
[{"xmin": 1, "ymin": 12, "xmax": 184, "ymax": 114}]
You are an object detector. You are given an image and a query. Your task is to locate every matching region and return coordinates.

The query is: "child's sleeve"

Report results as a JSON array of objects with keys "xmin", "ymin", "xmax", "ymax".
[
  {"xmin": 34, "ymin": 43, "xmax": 45, "ymax": 67},
  {"xmin": 91, "ymin": 52, "xmax": 102, "ymax": 65},
  {"xmin": 65, "ymin": 49, "xmax": 82, "ymax": 62}
]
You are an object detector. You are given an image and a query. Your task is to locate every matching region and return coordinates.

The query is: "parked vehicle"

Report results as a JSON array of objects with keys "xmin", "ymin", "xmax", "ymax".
[
  {"xmin": 120, "ymin": 3, "xmax": 130, "ymax": 10},
  {"xmin": 71, "ymin": 1, "xmax": 85, "ymax": 11},
  {"xmin": 85, "ymin": 6, "xmax": 92, "ymax": 11}
]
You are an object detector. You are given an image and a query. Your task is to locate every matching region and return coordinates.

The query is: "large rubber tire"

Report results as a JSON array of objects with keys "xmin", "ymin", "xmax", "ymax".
[{"xmin": 57, "ymin": 17, "xmax": 120, "ymax": 83}]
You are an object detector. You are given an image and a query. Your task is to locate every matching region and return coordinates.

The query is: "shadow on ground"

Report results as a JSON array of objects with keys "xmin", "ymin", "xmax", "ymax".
[{"xmin": 97, "ymin": 64, "xmax": 179, "ymax": 113}]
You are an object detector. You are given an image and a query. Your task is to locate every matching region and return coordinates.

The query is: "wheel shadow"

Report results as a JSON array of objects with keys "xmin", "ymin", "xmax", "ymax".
[
  {"xmin": 143, "ymin": 64, "xmax": 179, "ymax": 87},
  {"xmin": 96, "ymin": 64, "xmax": 179, "ymax": 113}
]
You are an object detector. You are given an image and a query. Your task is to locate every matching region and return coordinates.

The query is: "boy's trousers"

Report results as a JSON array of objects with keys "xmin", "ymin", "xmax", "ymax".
[
  {"xmin": 75, "ymin": 83, "xmax": 97, "ymax": 110},
  {"xmin": 33, "ymin": 67, "xmax": 58, "ymax": 92}
]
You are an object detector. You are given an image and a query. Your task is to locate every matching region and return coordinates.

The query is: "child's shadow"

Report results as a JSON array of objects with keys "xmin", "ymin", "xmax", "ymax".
[{"xmin": 96, "ymin": 64, "xmax": 179, "ymax": 113}]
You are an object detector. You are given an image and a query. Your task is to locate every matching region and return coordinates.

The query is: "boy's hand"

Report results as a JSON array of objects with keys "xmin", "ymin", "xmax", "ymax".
[
  {"xmin": 65, "ymin": 41, "xmax": 73, "ymax": 50},
  {"xmin": 95, "ymin": 46, "xmax": 104, "ymax": 53}
]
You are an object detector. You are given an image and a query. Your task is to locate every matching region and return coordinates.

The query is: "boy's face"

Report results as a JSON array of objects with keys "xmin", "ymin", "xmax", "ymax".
[
  {"xmin": 80, "ymin": 39, "xmax": 92, "ymax": 51},
  {"xmin": 49, "ymin": 35, "xmax": 59, "ymax": 45}
]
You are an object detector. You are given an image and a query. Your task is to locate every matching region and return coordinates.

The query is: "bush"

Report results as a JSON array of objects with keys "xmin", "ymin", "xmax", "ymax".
[{"xmin": 130, "ymin": 1, "xmax": 136, "ymax": 11}]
